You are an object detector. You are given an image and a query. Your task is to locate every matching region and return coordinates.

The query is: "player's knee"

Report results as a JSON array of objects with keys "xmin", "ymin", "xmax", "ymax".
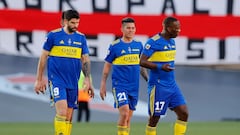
[
  {"xmin": 121, "ymin": 111, "xmax": 129, "ymax": 120},
  {"xmin": 178, "ymin": 110, "xmax": 188, "ymax": 121},
  {"xmin": 57, "ymin": 109, "xmax": 68, "ymax": 117},
  {"xmin": 148, "ymin": 116, "xmax": 160, "ymax": 127}
]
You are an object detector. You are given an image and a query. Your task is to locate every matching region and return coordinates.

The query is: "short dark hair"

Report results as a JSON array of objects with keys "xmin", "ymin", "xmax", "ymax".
[
  {"xmin": 121, "ymin": 17, "xmax": 135, "ymax": 24},
  {"xmin": 163, "ymin": 17, "xmax": 178, "ymax": 27},
  {"xmin": 61, "ymin": 11, "xmax": 66, "ymax": 20},
  {"xmin": 63, "ymin": 9, "xmax": 80, "ymax": 21}
]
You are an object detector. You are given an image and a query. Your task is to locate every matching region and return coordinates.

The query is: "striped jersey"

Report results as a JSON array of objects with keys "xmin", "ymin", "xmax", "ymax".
[
  {"xmin": 105, "ymin": 39, "xmax": 143, "ymax": 87},
  {"xmin": 142, "ymin": 33, "xmax": 176, "ymax": 86},
  {"xmin": 43, "ymin": 28, "xmax": 89, "ymax": 89}
]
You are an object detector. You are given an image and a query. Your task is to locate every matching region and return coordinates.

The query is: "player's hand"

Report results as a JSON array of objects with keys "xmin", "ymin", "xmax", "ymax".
[
  {"xmin": 100, "ymin": 85, "xmax": 106, "ymax": 100},
  {"xmin": 162, "ymin": 64, "xmax": 175, "ymax": 72},
  {"xmin": 83, "ymin": 77, "xmax": 91, "ymax": 91},
  {"xmin": 34, "ymin": 80, "xmax": 46, "ymax": 94},
  {"xmin": 88, "ymin": 85, "xmax": 95, "ymax": 98}
]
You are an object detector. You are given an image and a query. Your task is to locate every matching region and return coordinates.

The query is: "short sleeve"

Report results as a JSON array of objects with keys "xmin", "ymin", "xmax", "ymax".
[
  {"xmin": 43, "ymin": 32, "xmax": 54, "ymax": 51},
  {"xmin": 104, "ymin": 44, "xmax": 115, "ymax": 63},
  {"xmin": 81, "ymin": 35, "xmax": 89, "ymax": 55},
  {"xmin": 142, "ymin": 39, "xmax": 155, "ymax": 57}
]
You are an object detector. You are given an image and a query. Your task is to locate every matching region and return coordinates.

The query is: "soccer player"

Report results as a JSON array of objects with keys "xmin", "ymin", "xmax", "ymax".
[
  {"xmin": 140, "ymin": 16, "xmax": 188, "ymax": 135},
  {"xmin": 100, "ymin": 17, "xmax": 148, "ymax": 135},
  {"xmin": 34, "ymin": 9, "xmax": 94, "ymax": 135}
]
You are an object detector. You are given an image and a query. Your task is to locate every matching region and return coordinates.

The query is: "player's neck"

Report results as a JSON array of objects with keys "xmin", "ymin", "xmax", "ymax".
[
  {"xmin": 121, "ymin": 37, "xmax": 133, "ymax": 43},
  {"xmin": 160, "ymin": 31, "xmax": 170, "ymax": 40},
  {"xmin": 63, "ymin": 27, "xmax": 74, "ymax": 34}
]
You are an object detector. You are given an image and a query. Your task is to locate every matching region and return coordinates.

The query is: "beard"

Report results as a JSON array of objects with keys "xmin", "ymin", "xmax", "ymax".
[
  {"xmin": 170, "ymin": 33, "xmax": 178, "ymax": 38},
  {"xmin": 67, "ymin": 26, "xmax": 77, "ymax": 33}
]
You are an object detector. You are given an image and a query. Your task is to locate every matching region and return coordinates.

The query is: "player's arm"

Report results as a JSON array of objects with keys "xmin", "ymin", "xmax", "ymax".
[
  {"xmin": 81, "ymin": 54, "xmax": 91, "ymax": 77},
  {"xmin": 100, "ymin": 61, "xmax": 112, "ymax": 100},
  {"xmin": 140, "ymin": 54, "xmax": 174, "ymax": 72},
  {"xmin": 81, "ymin": 54, "xmax": 94, "ymax": 97},
  {"xmin": 140, "ymin": 54, "xmax": 158, "ymax": 69},
  {"xmin": 140, "ymin": 67, "xmax": 148, "ymax": 82},
  {"xmin": 34, "ymin": 49, "xmax": 49, "ymax": 94}
]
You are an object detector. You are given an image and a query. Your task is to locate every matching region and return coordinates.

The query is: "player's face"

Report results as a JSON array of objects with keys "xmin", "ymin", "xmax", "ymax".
[
  {"xmin": 66, "ymin": 18, "xmax": 80, "ymax": 33},
  {"xmin": 167, "ymin": 21, "xmax": 181, "ymax": 38},
  {"xmin": 121, "ymin": 22, "xmax": 136, "ymax": 39}
]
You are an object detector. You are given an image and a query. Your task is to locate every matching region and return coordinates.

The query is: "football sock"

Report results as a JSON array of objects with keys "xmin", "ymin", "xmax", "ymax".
[
  {"xmin": 145, "ymin": 125, "xmax": 156, "ymax": 135},
  {"xmin": 117, "ymin": 125, "xmax": 129, "ymax": 135},
  {"xmin": 127, "ymin": 127, "xmax": 130, "ymax": 134},
  {"xmin": 174, "ymin": 120, "xmax": 187, "ymax": 135},
  {"xmin": 54, "ymin": 114, "xmax": 67, "ymax": 135},
  {"xmin": 66, "ymin": 121, "xmax": 72, "ymax": 135}
]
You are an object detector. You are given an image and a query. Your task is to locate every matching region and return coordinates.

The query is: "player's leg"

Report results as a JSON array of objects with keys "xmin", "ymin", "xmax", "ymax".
[
  {"xmin": 66, "ymin": 88, "xmax": 78, "ymax": 135},
  {"xmin": 146, "ymin": 116, "xmax": 160, "ymax": 135},
  {"xmin": 118, "ymin": 104, "xmax": 130, "ymax": 135},
  {"xmin": 66, "ymin": 108, "xmax": 74, "ymax": 135},
  {"xmin": 127, "ymin": 89, "xmax": 138, "ymax": 134},
  {"xmin": 145, "ymin": 84, "xmax": 169, "ymax": 135},
  {"xmin": 54, "ymin": 100, "xmax": 68, "ymax": 135},
  {"xmin": 50, "ymin": 84, "xmax": 68, "ymax": 135},
  {"xmin": 170, "ymin": 85, "xmax": 188, "ymax": 135},
  {"xmin": 173, "ymin": 105, "xmax": 188, "ymax": 135},
  {"xmin": 126, "ymin": 110, "xmax": 133, "ymax": 134},
  {"xmin": 113, "ymin": 87, "xmax": 130, "ymax": 135}
]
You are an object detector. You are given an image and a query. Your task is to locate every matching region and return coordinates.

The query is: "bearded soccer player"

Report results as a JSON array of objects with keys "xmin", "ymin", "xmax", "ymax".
[{"xmin": 34, "ymin": 9, "xmax": 94, "ymax": 135}]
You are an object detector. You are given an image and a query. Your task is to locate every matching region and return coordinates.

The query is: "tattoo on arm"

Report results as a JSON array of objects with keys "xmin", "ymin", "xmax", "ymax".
[{"xmin": 82, "ymin": 61, "xmax": 90, "ymax": 77}]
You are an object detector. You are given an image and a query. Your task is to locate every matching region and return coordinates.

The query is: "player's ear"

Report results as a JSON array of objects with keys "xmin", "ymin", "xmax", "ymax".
[
  {"xmin": 166, "ymin": 27, "xmax": 171, "ymax": 33},
  {"xmin": 63, "ymin": 19, "xmax": 68, "ymax": 26},
  {"xmin": 120, "ymin": 27, "xmax": 123, "ymax": 33}
]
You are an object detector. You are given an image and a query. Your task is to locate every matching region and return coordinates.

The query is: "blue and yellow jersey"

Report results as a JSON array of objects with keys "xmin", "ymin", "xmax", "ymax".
[
  {"xmin": 105, "ymin": 39, "xmax": 143, "ymax": 87},
  {"xmin": 142, "ymin": 33, "xmax": 176, "ymax": 86},
  {"xmin": 43, "ymin": 28, "xmax": 89, "ymax": 89}
]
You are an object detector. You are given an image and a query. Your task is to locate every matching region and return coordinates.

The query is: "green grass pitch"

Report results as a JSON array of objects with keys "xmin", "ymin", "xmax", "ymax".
[{"xmin": 0, "ymin": 122, "xmax": 239, "ymax": 135}]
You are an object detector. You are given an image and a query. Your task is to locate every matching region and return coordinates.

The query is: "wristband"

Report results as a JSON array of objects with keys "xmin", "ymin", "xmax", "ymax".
[{"xmin": 156, "ymin": 64, "xmax": 162, "ymax": 70}]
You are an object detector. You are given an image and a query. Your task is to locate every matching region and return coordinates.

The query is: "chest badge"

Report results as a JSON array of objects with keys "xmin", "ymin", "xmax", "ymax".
[
  {"xmin": 68, "ymin": 39, "xmax": 72, "ymax": 45},
  {"xmin": 128, "ymin": 47, "xmax": 131, "ymax": 53}
]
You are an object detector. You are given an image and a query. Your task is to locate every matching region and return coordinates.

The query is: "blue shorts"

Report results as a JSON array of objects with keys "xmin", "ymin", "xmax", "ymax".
[
  {"xmin": 112, "ymin": 86, "xmax": 138, "ymax": 111},
  {"xmin": 148, "ymin": 83, "xmax": 186, "ymax": 116},
  {"xmin": 49, "ymin": 81, "xmax": 78, "ymax": 109}
]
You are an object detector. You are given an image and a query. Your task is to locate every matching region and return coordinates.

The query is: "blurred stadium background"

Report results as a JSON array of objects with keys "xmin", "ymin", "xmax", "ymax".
[{"xmin": 0, "ymin": 0, "xmax": 240, "ymax": 134}]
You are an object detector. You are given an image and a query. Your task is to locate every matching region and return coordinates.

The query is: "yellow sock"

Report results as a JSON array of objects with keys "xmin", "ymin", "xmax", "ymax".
[
  {"xmin": 145, "ymin": 125, "xmax": 156, "ymax": 135},
  {"xmin": 127, "ymin": 127, "xmax": 130, "ymax": 134},
  {"xmin": 117, "ymin": 126, "xmax": 129, "ymax": 135},
  {"xmin": 66, "ymin": 121, "xmax": 72, "ymax": 135},
  {"xmin": 54, "ymin": 115, "xmax": 67, "ymax": 135},
  {"xmin": 174, "ymin": 120, "xmax": 187, "ymax": 135}
]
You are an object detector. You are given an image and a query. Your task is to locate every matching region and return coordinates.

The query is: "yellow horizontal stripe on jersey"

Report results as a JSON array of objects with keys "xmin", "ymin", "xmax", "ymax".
[
  {"xmin": 148, "ymin": 50, "xmax": 176, "ymax": 62},
  {"xmin": 113, "ymin": 54, "xmax": 140, "ymax": 65},
  {"xmin": 49, "ymin": 46, "xmax": 82, "ymax": 59}
]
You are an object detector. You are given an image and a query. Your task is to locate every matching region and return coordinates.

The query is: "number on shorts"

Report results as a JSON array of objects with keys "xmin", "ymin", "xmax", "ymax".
[
  {"xmin": 117, "ymin": 92, "xmax": 127, "ymax": 101},
  {"xmin": 53, "ymin": 87, "xmax": 59, "ymax": 96},
  {"xmin": 155, "ymin": 101, "xmax": 165, "ymax": 111}
]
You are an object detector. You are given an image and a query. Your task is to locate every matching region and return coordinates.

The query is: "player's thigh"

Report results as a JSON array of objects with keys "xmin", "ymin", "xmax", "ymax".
[
  {"xmin": 148, "ymin": 84, "xmax": 171, "ymax": 116},
  {"xmin": 49, "ymin": 84, "xmax": 67, "ymax": 102},
  {"xmin": 67, "ymin": 88, "xmax": 78, "ymax": 109},
  {"xmin": 128, "ymin": 93, "xmax": 138, "ymax": 111},
  {"xmin": 169, "ymin": 86, "xmax": 186, "ymax": 109},
  {"xmin": 112, "ymin": 87, "xmax": 129, "ymax": 108},
  {"xmin": 55, "ymin": 100, "xmax": 68, "ymax": 116}
]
